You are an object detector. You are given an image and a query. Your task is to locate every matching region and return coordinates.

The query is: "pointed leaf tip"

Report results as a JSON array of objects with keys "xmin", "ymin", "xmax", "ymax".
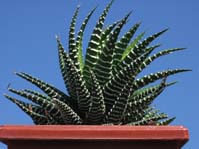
[
  {"xmin": 3, "ymin": 93, "xmax": 8, "ymax": 97},
  {"xmin": 55, "ymin": 35, "xmax": 59, "ymax": 39},
  {"xmin": 7, "ymin": 83, "xmax": 11, "ymax": 89},
  {"xmin": 184, "ymin": 69, "xmax": 192, "ymax": 72},
  {"xmin": 137, "ymin": 21, "xmax": 142, "ymax": 25},
  {"xmin": 180, "ymin": 47, "xmax": 187, "ymax": 50},
  {"xmin": 167, "ymin": 81, "xmax": 178, "ymax": 87},
  {"xmin": 14, "ymin": 72, "xmax": 21, "ymax": 76},
  {"xmin": 127, "ymin": 11, "xmax": 133, "ymax": 17},
  {"xmin": 4, "ymin": 94, "xmax": 16, "ymax": 102},
  {"xmin": 163, "ymin": 28, "xmax": 169, "ymax": 32}
]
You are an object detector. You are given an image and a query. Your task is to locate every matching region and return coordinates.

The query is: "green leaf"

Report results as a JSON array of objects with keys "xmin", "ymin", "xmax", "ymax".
[
  {"xmin": 113, "ymin": 22, "xmax": 141, "ymax": 67},
  {"xmin": 101, "ymin": 21, "xmax": 119, "ymax": 42},
  {"xmin": 52, "ymin": 98, "xmax": 82, "ymax": 124},
  {"xmin": 98, "ymin": 21, "xmax": 119, "ymax": 57},
  {"xmin": 68, "ymin": 6, "xmax": 80, "ymax": 59},
  {"xmin": 112, "ymin": 32, "xmax": 145, "ymax": 75},
  {"xmin": 105, "ymin": 79, "xmax": 133, "ymax": 124},
  {"xmin": 131, "ymin": 81, "xmax": 177, "ymax": 100},
  {"xmin": 63, "ymin": 52, "xmax": 91, "ymax": 113},
  {"xmin": 76, "ymin": 7, "xmax": 97, "ymax": 73},
  {"xmin": 94, "ymin": 12, "xmax": 131, "ymax": 86},
  {"xmin": 125, "ymin": 85, "xmax": 165, "ymax": 123},
  {"xmin": 8, "ymin": 88, "xmax": 65, "ymax": 124},
  {"xmin": 56, "ymin": 36, "xmax": 78, "ymax": 102},
  {"xmin": 84, "ymin": 0, "xmax": 114, "ymax": 81},
  {"xmin": 138, "ymin": 48, "xmax": 186, "ymax": 74},
  {"xmin": 15, "ymin": 72, "xmax": 75, "ymax": 108},
  {"xmin": 23, "ymin": 89, "xmax": 49, "ymax": 99},
  {"xmin": 121, "ymin": 29, "xmax": 168, "ymax": 67},
  {"xmin": 128, "ymin": 113, "xmax": 168, "ymax": 125},
  {"xmin": 87, "ymin": 70, "xmax": 105, "ymax": 124},
  {"xmin": 133, "ymin": 69, "xmax": 191, "ymax": 90},
  {"xmin": 144, "ymin": 108, "xmax": 161, "ymax": 119},
  {"xmin": 121, "ymin": 31, "xmax": 145, "ymax": 60},
  {"xmin": 4, "ymin": 94, "xmax": 52, "ymax": 125},
  {"xmin": 157, "ymin": 117, "xmax": 176, "ymax": 125},
  {"xmin": 103, "ymin": 50, "xmax": 151, "ymax": 112}
]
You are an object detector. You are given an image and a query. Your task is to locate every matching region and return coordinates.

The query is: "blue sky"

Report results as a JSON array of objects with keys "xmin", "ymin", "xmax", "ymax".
[{"xmin": 0, "ymin": 0, "xmax": 198, "ymax": 148}]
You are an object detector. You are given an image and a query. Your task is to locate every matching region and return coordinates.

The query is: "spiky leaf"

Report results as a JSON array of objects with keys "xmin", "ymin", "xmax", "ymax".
[
  {"xmin": 52, "ymin": 98, "xmax": 82, "ymax": 124},
  {"xmin": 84, "ymin": 0, "xmax": 114, "ymax": 80},
  {"xmin": 8, "ymin": 88, "xmax": 64, "ymax": 124},
  {"xmin": 76, "ymin": 7, "xmax": 97, "ymax": 72},
  {"xmin": 133, "ymin": 69, "xmax": 191, "ymax": 90},
  {"xmin": 87, "ymin": 70, "xmax": 105, "ymax": 124},
  {"xmin": 68, "ymin": 6, "xmax": 80, "ymax": 59},
  {"xmin": 4, "ymin": 94, "xmax": 51, "ymax": 125},
  {"xmin": 15, "ymin": 72, "xmax": 72, "ymax": 106},
  {"xmin": 94, "ymin": 12, "xmax": 131, "ymax": 85},
  {"xmin": 113, "ymin": 22, "xmax": 141, "ymax": 67}
]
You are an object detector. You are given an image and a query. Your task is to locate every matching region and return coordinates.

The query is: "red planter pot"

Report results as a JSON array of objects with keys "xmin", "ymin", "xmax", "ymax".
[{"xmin": 0, "ymin": 125, "xmax": 188, "ymax": 149}]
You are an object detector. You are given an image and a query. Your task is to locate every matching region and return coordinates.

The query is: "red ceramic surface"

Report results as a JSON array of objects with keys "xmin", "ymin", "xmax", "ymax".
[{"xmin": 0, "ymin": 125, "xmax": 189, "ymax": 149}]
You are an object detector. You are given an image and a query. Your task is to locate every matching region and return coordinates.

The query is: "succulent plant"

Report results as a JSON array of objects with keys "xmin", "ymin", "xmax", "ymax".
[{"xmin": 4, "ymin": 0, "xmax": 190, "ymax": 125}]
